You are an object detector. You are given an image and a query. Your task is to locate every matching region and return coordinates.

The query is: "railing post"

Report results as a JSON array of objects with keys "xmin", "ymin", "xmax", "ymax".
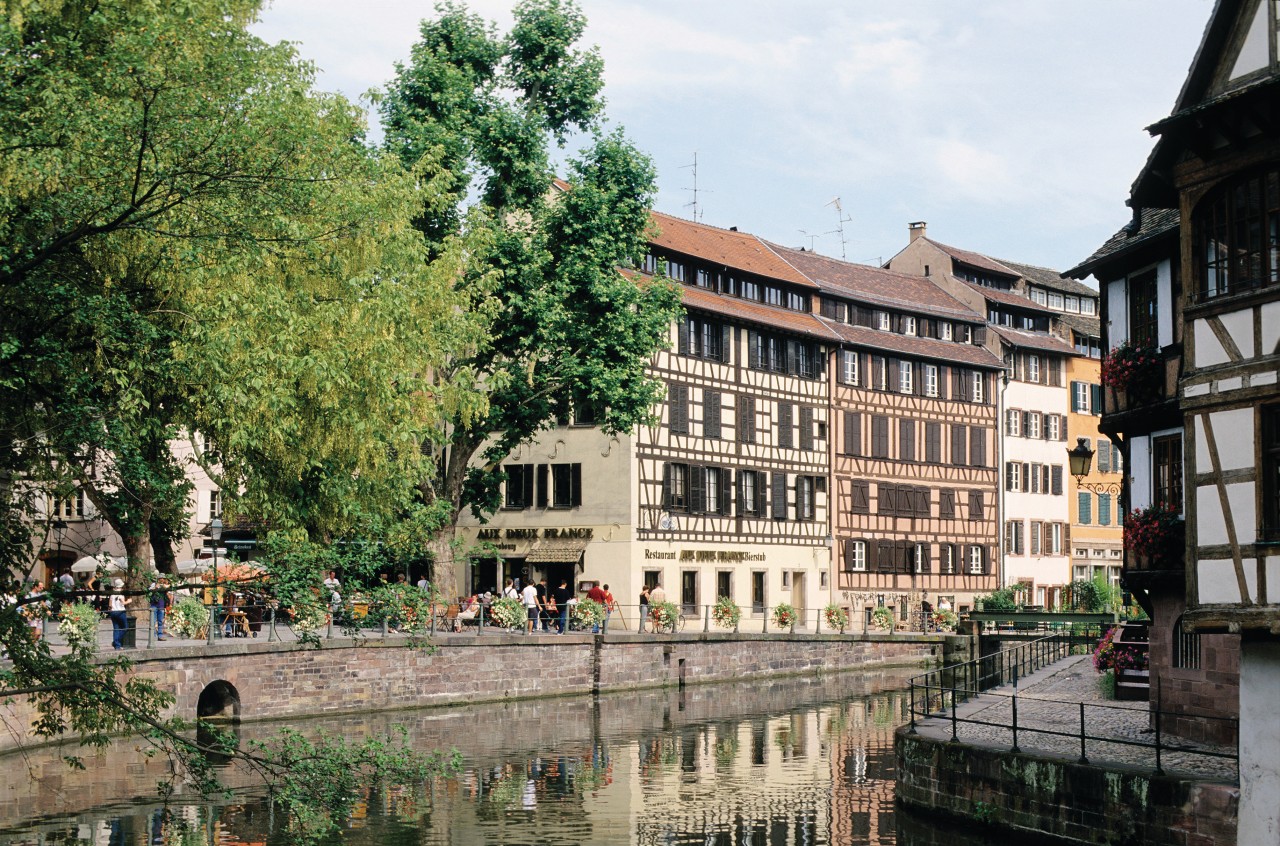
[
  {"xmin": 1078, "ymin": 702, "xmax": 1088, "ymax": 764},
  {"xmin": 1154, "ymin": 687, "xmax": 1165, "ymax": 776},
  {"xmin": 326, "ymin": 609, "xmax": 334, "ymax": 640},
  {"xmin": 146, "ymin": 610, "xmax": 155, "ymax": 649},
  {"xmin": 477, "ymin": 605, "xmax": 485, "ymax": 635},
  {"xmin": 1011, "ymin": 694, "xmax": 1020, "ymax": 753},
  {"xmin": 430, "ymin": 606, "xmax": 436, "ymax": 637},
  {"xmin": 762, "ymin": 607, "xmax": 768, "ymax": 634},
  {"xmin": 815, "ymin": 608, "xmax": 822, "ymax": 634},
  {"xmin": 950, "ymin": 676, "xmax": 959, "ymax": 742},
  {"xmin": 909, "ymin": 678, "xmax": 917, "ymax": 734},
  {"xmin": 268, "ymin": 606, "xmax": 279, "ymax": 643},
  {"xmin": 704, "ymin": 604, "xmax": 710, "ymax": 633}
]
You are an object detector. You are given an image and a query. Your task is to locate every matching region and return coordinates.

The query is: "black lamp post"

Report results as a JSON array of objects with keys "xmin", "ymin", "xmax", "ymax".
[
  {"xmin": 1067, "ymin": 437, "xmax": 1122, "ymax": 494},
  {"xmin": 206, "ymin": 517, "xmax": 223, "ymax": 645}
]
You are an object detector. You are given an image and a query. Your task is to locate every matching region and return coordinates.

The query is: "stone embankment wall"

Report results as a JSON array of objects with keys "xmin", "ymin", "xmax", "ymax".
[
  {"xmin": 0, "ymin": 632, "xmax": 945, "ymax": 754},
  {"xmin": 896, "ymin": 730, "xmax": 1238, "ymax": 846}
]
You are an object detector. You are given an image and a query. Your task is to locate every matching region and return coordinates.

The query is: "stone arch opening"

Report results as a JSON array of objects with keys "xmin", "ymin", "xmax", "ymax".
[{"xmin": 196, "ymin": 679, "xmax": 241, "ymax": 722}]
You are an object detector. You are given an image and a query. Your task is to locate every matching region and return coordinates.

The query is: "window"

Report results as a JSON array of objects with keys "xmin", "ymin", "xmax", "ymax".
[
  {"xmin": 643, "ymin": 254, "xmax": 658, "ymax": 274},
  {"xmin": 786, "ymin": 291, "xmax": 806, "ymax": 311},
  {"xmin": 796, "ymin": 476, "xmax": 818, "ymax": 520},
  {"xmin": 1128, "ymin": 268, "xmax": 1158, "ymax": 349},
  {"xmin": 1065, "ymin": 295, "xmax": 1080, "ymax": 313},
  {"xmin": 951, "ymin": 424, "xmax": 968, "ymax": 466},
  {"xmin": 1005, "ymin": 461, "xmax": 1022, "ymax": 492},
  {"xmin": 763, "ymin": 286, "xmax": 782, "ymax": 306},
  {"xmin": 1154, "ymin": 435, "xmax": 1184, "ymax": 513},
  {"xmin": 924, "ymin": 364, "xmax": 939, "ymax": 397},
  {"xmin": 505, "ymin": 464, "xmax": 534, "ymax": 509},
  {"xmin": 551, "ymin": 464, "xmax": 582, "ymax": 508},
  {"xmin": 668, "ymin": 383, "xmax": 689, "ymax": 434},
  {"xmin": 738, "ymin": 469, "xmax": 766, "ymax": 517},
  {"xmin": 695, "ymin": 268, "xmax": 713, "ymax": 288},
  {"xmin": 844, "ymin": 540, "xmax": 867, "ymax": 572},
  {"xmin": 1266, "ymin": 406, "xmax": 1280, "ymax": 539},
  {"xmin": 967, "ymin": 545, "xmax": 986, "ymax": 574},
  {"xmin": 717, "ymin": 571, "xmax": 732, "ymax": 600},
  {"xmin": 682, "ymin": 570, "xmax": 698, "ymax": 615},
  {"xmin": 1048, "ymin": 292, "xmax": 1064, "ymax": 310},
  {"xmin": 799, "ymin": 406, "xmax": 815, "ymax": 451},
  {"xmin": 1049, "ymin": 523, "xmax": 1064, "ymax": 555},
  {"xmin": 571, "ymin": 393, "xmax": 599, "ymax": 425},
  {"xmin": 899, "ymin": 419, "xmax": 916, "ymax": 462},
  {"xmin": 1082, "ymin": 299, "xmax": 1096, "ymax": 315},
  {"xmin": 1078, "ymin": 492, "xmax": 1092, "ymax": 525},
  {"xmin": 52, "ymin": 490, "xmax": 86, "ymax": 519},
  {"xmin": 752, "ymin": 571, "xmax": 766, "ymax": 613},
  {"xmin": 872, "ymin": 356, "xmax": 888, "ymax": 390},
  {"xmin": 903, "ymin": 316, "xmax": 917, "ymax": 336},
  {"xmin": 941, "ymin": 545, "xmax": 957, "ymax": 574},
  {"xmin": 1007, "ymin": 409, "xmax": 1022, "ymax": 437},
  {"xmin": 898, "ymin": 359, "xmax": 913, "ymax": 394},
  {"xmin": 208, "ymin": 489, "xmax": 222, "ymax": 520},
  {"xmin": 913, "ymin": 543, "xmax": 929, "ymax": 573},
  {"xmin": 969, "ymin": 428, "xmax": 986, "ymax": 467},
  {"xmin": 972, "ymin": 371, "xmax": 985, "ymax": 404},
  {"xmin": 841, "ymin": 349, "xmax": 859, "ymax": 385},
  {"xmin": 1005, "ymin": 520, "xmax": 1024, "ymax": 555},
  {"xmin": 877, "ymin": 311, "xmax": 891, "ymax": 331},
  {"xmin": 692, "ymin": 466, "xmax": 730, "ymax": 515},
  {"xmin": 1031, "ymin": 288, "xmax": 1047, "ymax": 306},
  {"xmin": 1173, "ymin": 617, "xmax": 1202, "ymax": 670},
  {"xmin": 1046, "ymin": 414, "xmax": 1061, "ymax": 441},
  {"xmin": 1072, "ymin": 381, "xmax": 1091, "ymax": 413},
  {"xmin": 1028, "ymin": 354, "xmax": 1040, "ymax": 383},
  {"xmin": 663, "ymin": 463, "xmax": 689, "ymax": 511},
  {"xmin": 1195, "ymin": 166, "xmax": 1280, "ymax": 299},
  {"xmin": 1027, "ymin": 412, "xmax": 1041, "ymax": 439},
  {"xmin": 842, "ymin": 411, "xmax": 862, "ymax": 456},
  {"xmin": 742, "ymin": 278, "xmax": 759, "ymax": 300},
  {"xmin": 941, "ymin": 322, "xmax": 953, "ymax": 341}
]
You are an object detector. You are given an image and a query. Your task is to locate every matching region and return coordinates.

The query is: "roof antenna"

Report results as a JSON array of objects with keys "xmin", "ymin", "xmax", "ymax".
[
  {"xmin": 681, "ymin": 152, "xmax": 710, "ymax": 223},
  {"xmin": 824, "ymin": 196, "xmax": 853, "ymax": 260}
]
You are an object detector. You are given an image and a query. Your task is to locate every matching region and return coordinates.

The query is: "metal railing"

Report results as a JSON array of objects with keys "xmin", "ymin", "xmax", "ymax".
[{"xmin": 906, "ymin": 631, "xmax": 1238, "ymax": 775}]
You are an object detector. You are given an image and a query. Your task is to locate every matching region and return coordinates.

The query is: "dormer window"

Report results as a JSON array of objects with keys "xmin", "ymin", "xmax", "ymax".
[
  {"xmin": 1081, "ymin": 298, "xmax": 1096, "ymax": 316},
  {"xmin": 903, "ymin": 316, "xmax": 917, "ymax": 336},
  {"xmin": 667, "ymin": 260, "xmax": 686, "ymax": 282},
  {"xmin": 695, "ymin": 268, "xmax": 713, "ymax": 288},
  {"xmin": 940, "ymin": 322, "xmax": 953, "ymax": 341},
  {"xmin": 643, "ymin": 254, "xmax": 658, "ymax": 274},
  {"xmin": 877, "ymin": 311, "xmax": 891, "ymax": 331},
  {"xmin": 1048, "ymin": 292, "xmax": 1064, "ymax": 310},
  {"xmin": 786, "ymin": 291, "xmax": 807, "ymax": 311},
  {"xmin": 1031, "ymin": 288, "xmax": 1047, "ymax": 306},
  {"xmin": 1065, "ymin": 295, "xmax": 1080, "ymax": 313}
]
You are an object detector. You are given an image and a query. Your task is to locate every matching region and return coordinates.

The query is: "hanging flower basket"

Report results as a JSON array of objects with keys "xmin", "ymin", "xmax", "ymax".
[
  {"xmin": 649, "ymin": 600, "xmax": 680, "ymax": 632},
  {"xmin": 822, "ymin": 604, "xmax": 849, "ymax": 631},
  {"xmin": 1123, "ymin": 505, "xmax": 1185, "ymax": 567},
  {"xmin": 571, "ymin": 598, "xmax": 606, "ymax": 630},
  {"xmin": 58, "ymin": 601, "xmax": 100, "ymax": 651},
  {"xmin": 490, "ymin": 596, "xmax": 526, "ymax": 630},
  {"xmin": 930, "ymin": 609, "xmax": 959, "ymax": 632},
  {"xmin": 1101, "ymin": 340, "xmax": 1162, "ymax": 403},
  {"xmin": 870, "ymin": 606, "xmax": 895, "ymax": 631},
  {"xmin": 772, "ymin": 603, "xmax": 798, "ymax": 629},
  {"xmin": 711, "ymin": 596, "xmax": 741, "ymax": 629}
]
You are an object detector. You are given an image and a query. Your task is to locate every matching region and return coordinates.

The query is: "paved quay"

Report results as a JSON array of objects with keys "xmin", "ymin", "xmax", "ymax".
[{"xmin": 910, "ymin": 654, "xmax": 1239, "ymax": 783}]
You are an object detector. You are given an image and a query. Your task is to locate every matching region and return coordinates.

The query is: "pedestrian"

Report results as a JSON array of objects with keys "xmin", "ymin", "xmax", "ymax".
[
  {"xmin": 323, "ymin": 570, "xmax": 341, "ymax": 594},
  {"xmin": 23, "ymin": 581, "xmax": 47, "ymax": 641},
  {"xmin": 503, "ymin": 579, "xmax": 519, "ymax": 600},
  {"xmin": 149, "ymin": 576, "xmax": 170, "ymax": 640},
  {"xmin": 536, "ymin": 578, "xmax": 552, "ymax": 632},
  {"xmin": 602, "ymin": 583, "xmax": 617, "ymax": 628},
  {"xmin": 638, "ymin": 584, "xmax": 650, "ymax": 633},
  {"xmin": 416, "ymin": 574, "xmax": 430, "ymax": 592},
  {"xmin": 108, "ymin": 579, "xmax": 128, "ymax": 650},
  {"xmin": 586, "ymin": 581, "xmax": 607, "ymax": 632},
  {"xmin": 552, "ymin": 579, "xmax": 572, "ymax": 634},
  {"xmin": 521, "ymin": 579, "xmax": 539, "ymax": 634}
]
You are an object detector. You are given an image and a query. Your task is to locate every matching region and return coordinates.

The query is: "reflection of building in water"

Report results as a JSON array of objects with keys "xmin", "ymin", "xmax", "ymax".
[{"xmin": 828, "ymin": 694, "xmax": 903, "ymax": 845}]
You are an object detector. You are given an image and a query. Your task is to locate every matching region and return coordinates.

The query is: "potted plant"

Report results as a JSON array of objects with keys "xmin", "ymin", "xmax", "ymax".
[
  {"xmin": 772, "ymin": 603, "xmax": 798, "ymax": 629},
  {"xmin": 822, "ymin": 603, "xmax": 849, "ymax": 631},
  {"xmin": 167, "ymin": 596, "xmax": 211, "ymax": 639},
  {"xmin": 490, "ymin": 596, "xmax": 526, "ymax": 631},
  {"xmin": 930, "ymin": 609, "xmax": 959, "ymax": 632},
  {"xmin": 58, "ymin": 601, "xmax": 101, "ymax": 652},
  {"xmin": 1101, "ymin": 340, "xmax": 1162, "ymax": 405},
  {"xmin": 870, "ymin": 606, "xmax": 895, "ymax": 631},
  {"xmin": 571, "ymin": 597, "xmax": 606, "ymax": 631},
  {"xmin": 711, "ymin": 596, "xmax": 741, "ymax": 629},
  {"xmin": 648, "ymin": 600, "xmax": 680, "ymax": 633},
  {"xmin": 1124, "ymin": 505, "xmax": 1185, "ymax": 568}
]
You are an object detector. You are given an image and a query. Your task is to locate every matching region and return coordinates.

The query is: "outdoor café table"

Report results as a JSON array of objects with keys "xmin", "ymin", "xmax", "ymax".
[{"xmin": 222, "ymin": 610, "xmax": 252, "ymax": 638}]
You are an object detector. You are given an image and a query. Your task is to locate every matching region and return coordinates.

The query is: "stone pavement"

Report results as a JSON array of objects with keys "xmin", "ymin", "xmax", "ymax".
[{"xmin": 910, "ymin": 654, "xmax": 1239, "ymax": 782}]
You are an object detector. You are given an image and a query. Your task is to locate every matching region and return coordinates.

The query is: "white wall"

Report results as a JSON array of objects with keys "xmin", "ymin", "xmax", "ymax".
[{"xmin": 1239, "ymin": 639, "xmax": 1280, "ymax": 844}]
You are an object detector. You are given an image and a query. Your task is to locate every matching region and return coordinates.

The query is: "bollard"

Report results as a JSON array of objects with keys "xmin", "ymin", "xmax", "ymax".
[
  {"xmin": 908, "ymin": 679, "xmax": 917, "ymax": 734},
  {"xmin": 206, "ymin": 606, "xmax": 216, "ymax": 646},
  {"xmin": 815, "ymin": 609, "xmax": 821, "ymax": 635},
  {"xmin": 703, "ymin": 605, "xmax": 710, "ymax": 633},
  {"xmin": 381, "ymin": 616, "xmax": 389, "ymax": 638},
  {"xmin": 1011, "ymin": 695, "xmax": 1020, "ymax": 753},
  {"xmin": 477, "ymin": 605, "xmax": 484, "ymax": 635},
  {"xmin": 146, "ymin": 612, "xmax": 155, "ymax": 649},
  {"xmin": 762, "ymin": 608, "xmax": 768, "ymax": 634},
  {"xmin": 326, "ymin": 611, "xmax": 334, "ymax": 640},
  {"xmin": 1078, "ymin": 702, "xmax": 1088, "ymax": 763},
  {"xmin": 268, "ymin": 607, "xmax": 279, "ymax": 643}
]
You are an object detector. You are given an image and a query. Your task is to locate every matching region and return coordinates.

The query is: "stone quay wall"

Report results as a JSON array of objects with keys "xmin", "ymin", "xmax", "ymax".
[
  {"xmin": 0, "ymin": 632, "xmax": 942, "ymax": 754},
  {"xmin": 896, "ymin": 730, "xmax": 1239, "ymax": 846}
]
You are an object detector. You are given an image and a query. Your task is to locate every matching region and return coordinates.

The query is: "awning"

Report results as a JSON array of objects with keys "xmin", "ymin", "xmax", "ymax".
[{"xmin": 524, "ymin": 538, "xmax": 589, "ymax": 564}]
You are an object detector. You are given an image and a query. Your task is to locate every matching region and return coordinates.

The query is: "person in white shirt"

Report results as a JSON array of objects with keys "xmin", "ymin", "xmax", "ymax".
[
  {"xmin": 503, "ymin": 579, "xmax": 519, "ymax": 600},
  {"xmin": 322, "ymin": 570, "xmax": 340, "ymax": 592},
  {"xmin": 108, "ymin": 579, "xmax": 128, "ymax": 650},
  {"xmin": 521, "ymin": 581, "xmax": 539, "ymax": 634}
]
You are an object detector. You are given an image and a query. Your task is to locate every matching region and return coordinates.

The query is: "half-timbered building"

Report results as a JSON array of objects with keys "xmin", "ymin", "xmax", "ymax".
[
  {"xmin": 1071, "ymin": 0, "xmax": 1276, "ymax": 836},
  {"xmin": 776, "ymin": 246, "xmax": 1002, "ymax": 623}
]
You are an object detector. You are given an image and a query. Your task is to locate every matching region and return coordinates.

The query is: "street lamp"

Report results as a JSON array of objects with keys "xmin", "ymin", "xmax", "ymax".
[
  {"xmin": 206, "ymin": 517, "xmax": 223, "ymax": 645},
  {"xmin": 1066, "ymin": 437, "xmax": 1122, "ymax": 494}
]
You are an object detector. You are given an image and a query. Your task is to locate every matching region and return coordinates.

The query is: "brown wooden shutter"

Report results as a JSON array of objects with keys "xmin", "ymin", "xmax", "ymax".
[
  {"xmin": 879, "ymin": 483, "xmax": 898, "ymax": 516},
  {"xmin": 951, "ymin": 425, "xmax": 967, "ymax": 466},
  {"xmin": 899, "ymin": 419, "xmax": 915, "ymax": 462},
  {"xmin": 662, "ymin": 463, "xmax": 673, "ymax": 509},
  {"xmin": 738, "ymin": 395, "xmax": 755, "ymax": 443},
  {"xmin": 690, "ymin": 465, "xmax": 706, "ymax": 513},
  {"xmin": 925, "ymin": 422, "xmax": 941, "ymax": 463},
  {"xmin": 669, "ymin": 383, "xmax": 688, "ymax": 434},
  {"xmin": 755, "ymin": 469, "xmax": 768, "ymax": 515},
  {"xmin": 777, "ymin": 402, "xmax": 793, "ymax": 448},
  {"xmin": 799, "ymin": 406, "xmax": 814, "ymax": 451},
  {"xmin": 533, "ymin": 464, "xmax": 544, "ymax": 508},
  {"xmin": 968, "ymin": 490, "xmax": 984, "ymax": 521},
  {"xmin": 970, "ymin": 427, "xmax": 985, "ymax": 467},
  {"xmin": 771, "ymin": 472, "xmax": 787, "ymax": 520},
  {"xmin": 939, "ymin": 489, "xmax": 955, "ymax": 519},
  {"xmin": 850, "ymin": 480, "xmax": 870, "ymax": 514},
  {"xmin": 704, "ymin": 390, "xmax": 721, "ymax": 439},
  {"xmin": 719, "ymin": 468, "xmax": 731, "ymax": 514},
  {"xmin": 872, "ymin": 415, "xmax": 889, "ymax": 458},
  {"xmin": 677, "ymin": 318, "xmax": 690, "ymax": 356},
  {"xmin": 844, "ymin": 411, "xmax": 861, "ymax": 456}
]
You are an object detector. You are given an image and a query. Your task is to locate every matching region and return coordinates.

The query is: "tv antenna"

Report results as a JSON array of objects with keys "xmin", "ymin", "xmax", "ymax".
[
  {"xmin": 799, "ymin": 229, "xmax": 838, "ymax": 252},
  {"xmin": 825, "ymin": 196, "xmax": 853, "ymax": 259},
  {"xmin": 681, "ymin": 152, "xmax": 711, "ymax": 223}
]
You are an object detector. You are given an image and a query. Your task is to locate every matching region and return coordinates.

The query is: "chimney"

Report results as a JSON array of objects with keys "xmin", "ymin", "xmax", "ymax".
[{"xmin": 908, "ymin": 221, "xmax": 927, "ymax": 243}]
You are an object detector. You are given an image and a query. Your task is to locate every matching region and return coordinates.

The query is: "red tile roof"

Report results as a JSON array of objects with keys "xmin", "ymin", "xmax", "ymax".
[
  {"xmin": 817, "ymin": 318, "xmax": 1005, "ymax": 369},
  {"xmin": 769, "ymin": 243, "xmax": 983, "ymax": 322},
  {"xmin": 681, "ymin": 285, "xmax": 838, "ymax": 341},
  {"xmin": 648, "ymin": 212, "xmax": 818, "ymax": 290}
]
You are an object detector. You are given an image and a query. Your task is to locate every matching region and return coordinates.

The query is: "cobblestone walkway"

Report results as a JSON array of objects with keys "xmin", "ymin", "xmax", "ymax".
[{"xmin": 913, "ymin": 655, "xmax": 1238, "ymax": 782}]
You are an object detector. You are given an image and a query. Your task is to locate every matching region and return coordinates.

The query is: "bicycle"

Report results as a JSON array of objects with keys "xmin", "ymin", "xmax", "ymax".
[{"xmin": 649, "ymin": 608, "xmax": 687, "ymax": 634}]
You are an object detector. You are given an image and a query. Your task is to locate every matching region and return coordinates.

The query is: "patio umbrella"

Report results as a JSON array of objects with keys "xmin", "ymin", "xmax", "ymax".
[
  {"xmin": 205, "ymin": 561, "xmax": 266, "ymax": 586},
  {"xmin": 70, "ymin": 553, "xmax": 124, "ymax": 574}
]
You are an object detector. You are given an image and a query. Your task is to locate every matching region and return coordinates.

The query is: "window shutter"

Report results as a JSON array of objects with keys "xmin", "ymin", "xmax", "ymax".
[
  {"xmin": 1005, "ymin": 521, "xmax": 1014, "ymax": 554},
  {"xmin": 704, "ymin": 390, "xmax": 721, "ymax": 439},
  {"xmin": 738, "ymin": 395, "xmax": 755, "ymax": 443},
  {"xmin": 1091, "ymin": 384, "xmax": 1103, "ymax": 415},
  {"xmin": 1079, "ymin": 492, "xmax": 1092, "ymax": 524},
  {"xmin": 719, "ymin": 468, "xmax": 732, "ymax": 514},
  {"xmin": 1112, "ymin": 443, "xmax": 1123, "ymax": 473},
  {"xmin": 879, "ymin": 483, "xmax": 898, "ymax": 516},
  {"xmin": 940, "ymin": 489, "xmax": 955, "ymax": 519},
  {"xmin": 1097, "ymin": 438, "xmax": 1110, "ymax": 473},
  {"xmin": 785, "ymin": 340, "xmax": 798, "ymax": 375},
  {"xmin": 690, "ymin": 466, "xmax": 706, "ymax": 513},
  {"xmin": 1031, "ymin": 521, "xmax": 1041, "ymax": 555},
  {"xmin": 677, "ymin": 318, "xmax": 690, "ymax": 356},
  {"xmin": 1005, "ymin": 462, "xmax": 1016, "ymax": 492},
  {"xmin": 1051, "ymin": 464, "xmax": 1064, "ymax": 495},
  {"xmin": 721, "ymin": 324, "xmax": 733, "ymax": 363},
  {"xmin": 777, "ymin": 402, "xmax": 793, "ymax": 448},
  {"xmin": 872, "ymin": 415, "xmax": 889, "ymax": 458},
  {"xmin": 1020, "ymin": 462, "xmax": 1030, "ymax": 492},
  {"xmin": 850, "ymin": 480, "xmax": 870, "ymax": 514},
  {"xmin": 913, "ymin": 361, "xmax": 923, "ymax": 395},
  {"xmin": 974, "ymin": 325, "xmax": 987, "ymax": 345},
  {"xmin": 952, "ymin": 425, "xmax": 968, "ymax": 466},
  {"xmin": 772, "ymin": 472, "xmax": 787, "ymax": 520},
  {"xmin": 1070, "ymin": 382, "xmax": 1082, "ymax": 412},
  {"xmin": 669, "ymin": 384, "xmax": 688, "ymax": 434},
  {"xmin": 970, "ymin": 428, "xmax": 985, "ymax": 467},
  {"xmin": 756, "ymin": 469, "xmax": 768, "ymax": 515},
  {"xmin": 925, "ymin": 422, "xmax": 940, "ymax": 463},
  {"xmin": 662, "ymin": 464, "xmax": 673, "ymax": 509},
  {"xmin": 571, "ymin": 463, "xmax": 583, "ymax": 507},
  {"xmin": 532, "ymin": 465, "xmax": 543, "ymax": 508},
  {"xmin": 844, "ymin": 540, "xmax": 856, "ymax": 572},
  {"xmin": 799, "ymin": 406, "xmax": 814, "ymax": 451},
  {"xmin": 968, "ymin": 490, "xmax": 984, "ymax": 521},
  {"xmin": 899, "ymin": 418, "xmax": 915, "ymax": 462},
  {"xmin": 843, "ymin": 411, "xmax": 860, "ymax": 456},
  {"xmin": 736, "ymin": 471, "xmax": 747, "ymax": 517},
  {"xmin": 876, "ymin": 540, "xmax": 895, "ymax": 572}
]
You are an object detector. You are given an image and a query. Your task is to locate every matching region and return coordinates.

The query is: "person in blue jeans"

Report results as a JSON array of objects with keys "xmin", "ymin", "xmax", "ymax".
[
  {"xmin": 552, "ymin": 579, "xmax": 573, "ymax": 634},
  {"xmin": 108, "ymin": 579, "xmax": 128, "ymax": 649},
  {"xmin": 149, "ymin": 576, "xmax": 169, "ymax": 640}
]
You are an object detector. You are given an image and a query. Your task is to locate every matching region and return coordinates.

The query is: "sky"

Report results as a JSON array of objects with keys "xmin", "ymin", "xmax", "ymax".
[{"xmin": 253, "ymin": 1, "xmax": 1214, "ymax": 276}]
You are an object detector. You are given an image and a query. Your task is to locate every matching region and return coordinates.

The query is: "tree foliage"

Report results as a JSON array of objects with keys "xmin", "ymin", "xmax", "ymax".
[{"xmin": 381, "ymin": 0, "xmax": 681, "ymax": 593}]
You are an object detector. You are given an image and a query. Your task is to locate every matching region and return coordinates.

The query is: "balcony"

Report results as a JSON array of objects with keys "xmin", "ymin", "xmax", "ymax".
[
  {"xmin": 1121, "ymin": 506, "xmax": 1186, "ymax": 589},
  {"xmin": 1100, "ymin": 344, "xmax": 1181, "ymax": 434}
]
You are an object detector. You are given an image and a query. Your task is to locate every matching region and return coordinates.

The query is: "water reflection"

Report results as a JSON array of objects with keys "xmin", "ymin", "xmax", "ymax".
[{"xmin": 0, "ymin": 669, "xmax": 1013, "ymax": 845}]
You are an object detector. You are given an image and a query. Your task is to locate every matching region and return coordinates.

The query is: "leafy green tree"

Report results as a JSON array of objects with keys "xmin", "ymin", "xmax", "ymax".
[
  {"xmin": 381, "ymin": 0, "xmax": 681, "ymax": 597},
  {"xmin": 1, "ymin": 0, "xmax": 477, "ymax": 832}
]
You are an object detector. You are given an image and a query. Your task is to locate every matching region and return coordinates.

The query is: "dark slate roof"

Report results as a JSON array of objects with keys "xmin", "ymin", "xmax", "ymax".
[
  {"xmin": 1056, "ymin": 313, "xmax": 1102, "ymax": 340},
  {"xmin": 1064, "ymin": 208, "xmax": 1181, "ymax": 278},
  {"xmin": 680, "ymin": 285, "xmax": 838, "ymax": 342},
  {"xmin": 958, "ymin": 278, "xmax": 1057, "ymax": 314},
  {"xmin": 767, "ymin": 243, "xmax": 983, "ymax": 323},
  {"xmin": 815, "ymin": 317, "xmax": 1006, "ymax": 370},
  {"xmin": 1000, "ymin": 260, "xmax": 1098, "ymax": 298},
  {"xmin": 990, "ymin": 325, "xmax": 1079, "ymax": 355},
  {"xmin": 649, "ymin": 212, "xmax": 817, "ymax": 289}
]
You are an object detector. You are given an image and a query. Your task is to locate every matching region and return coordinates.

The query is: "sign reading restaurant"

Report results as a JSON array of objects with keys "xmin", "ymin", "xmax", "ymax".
[{"xmin": 644, "ymin": 548, "xmax": 766, "ymax": 562}]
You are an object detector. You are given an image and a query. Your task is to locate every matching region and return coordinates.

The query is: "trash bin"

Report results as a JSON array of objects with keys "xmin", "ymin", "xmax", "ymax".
[{"xmin": 122, "ymin": 613, "xmax": 138, "ymax": 648}]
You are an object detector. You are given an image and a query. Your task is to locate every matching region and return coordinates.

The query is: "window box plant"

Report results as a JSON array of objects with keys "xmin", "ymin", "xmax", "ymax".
[
  {"xmin": 490, "ymin": 596, "xmax": 526, "ymax": 630},
  {"xmin": 1101, "ymin": 340, "xmax": 1162, "ymax": 405},
  {"xmin": 58, "ymin": 601, "xmax": 101, "ymax": 651},
  {"xmin": 1124, "ymin": 505, "xmax": 1185, "ymax": 568}
]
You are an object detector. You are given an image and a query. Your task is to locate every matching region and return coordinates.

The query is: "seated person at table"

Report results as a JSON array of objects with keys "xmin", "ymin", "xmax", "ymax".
[{"xmin": 453, "ymin": 596, "xmax": 481, "ymax": 631}]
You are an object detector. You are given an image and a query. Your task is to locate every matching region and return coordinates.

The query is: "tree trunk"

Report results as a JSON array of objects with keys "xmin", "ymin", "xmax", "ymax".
[{"xmin": 149, "ymin": 514, "xmax": 177, "ymax": 576}]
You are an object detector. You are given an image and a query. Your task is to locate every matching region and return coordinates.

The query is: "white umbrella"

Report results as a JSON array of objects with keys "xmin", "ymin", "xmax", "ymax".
[
  {"xmin": 70, "ymin": 553, "xmax": 125, "ymax": 574},
  {"xmin": 176, "ymin": 558, "xmax": 205, "ymax": 575}
]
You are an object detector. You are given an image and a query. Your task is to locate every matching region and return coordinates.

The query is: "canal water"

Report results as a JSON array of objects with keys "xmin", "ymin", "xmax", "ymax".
[{"xmin": 0, "ymin": 668, "xmax": 1013, "ymax": 845}]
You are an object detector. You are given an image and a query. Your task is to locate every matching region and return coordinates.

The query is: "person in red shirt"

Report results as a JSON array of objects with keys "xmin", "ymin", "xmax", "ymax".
[{"xmin": 587, "ymin": 581, "xmax": 606, "ymax": 604}]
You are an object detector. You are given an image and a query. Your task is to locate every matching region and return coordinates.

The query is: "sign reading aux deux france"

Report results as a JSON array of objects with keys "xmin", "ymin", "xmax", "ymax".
[{"xmin": 476, "ymin": 527, "xmax": 594, "ymax": 540}]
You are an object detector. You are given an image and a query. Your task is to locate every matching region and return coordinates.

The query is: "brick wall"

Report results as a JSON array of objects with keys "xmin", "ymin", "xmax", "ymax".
[
  {"xmin": 896, "ymin": 730, "xmax": 1238, "ymax": 846},
  {"xmin": 1148, "ymin": 594, "xmax": 1239, "ymax": 745}
]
